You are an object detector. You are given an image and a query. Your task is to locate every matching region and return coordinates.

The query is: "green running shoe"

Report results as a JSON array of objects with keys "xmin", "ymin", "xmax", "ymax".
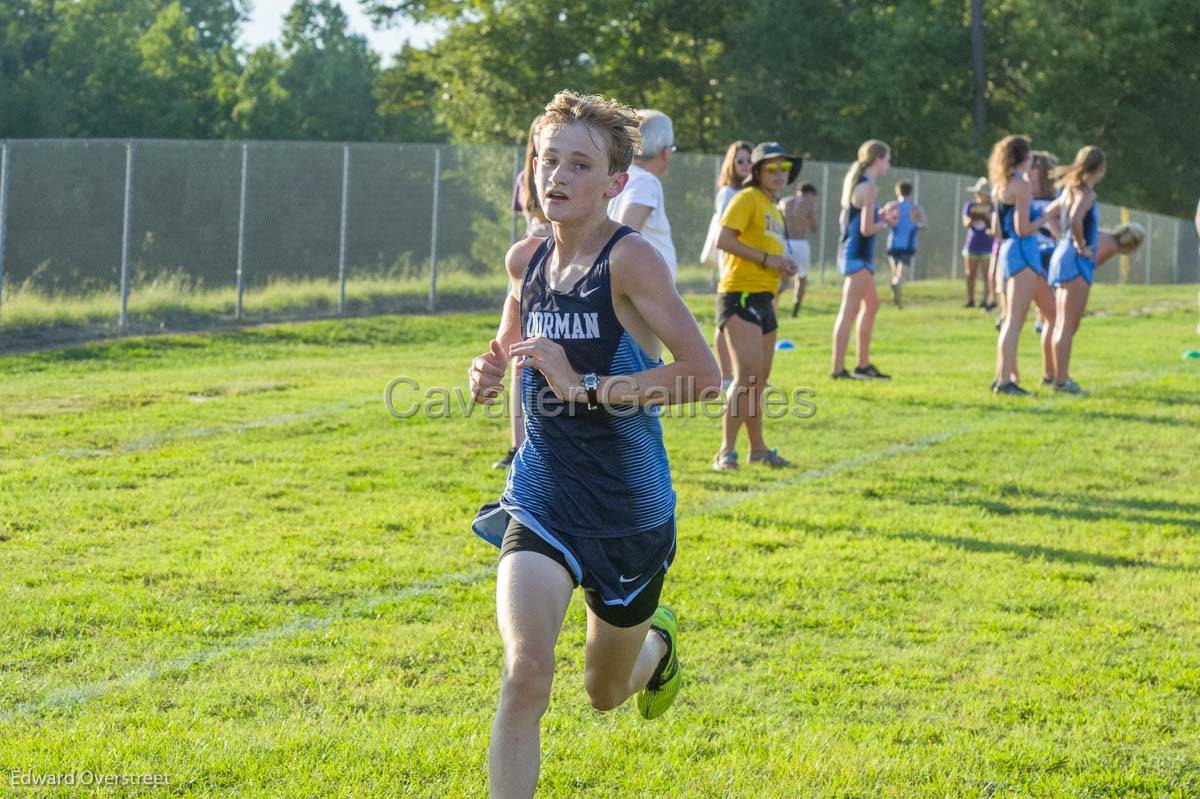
[{"xmin": 637, "ymin": 605, "xmax": 680, "ymax": 720}]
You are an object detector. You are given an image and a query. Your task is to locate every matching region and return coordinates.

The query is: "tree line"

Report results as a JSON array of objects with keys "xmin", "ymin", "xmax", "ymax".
[{"xmin": 2, "ymin": 0, "xmax": 1196, "ymax": 216}]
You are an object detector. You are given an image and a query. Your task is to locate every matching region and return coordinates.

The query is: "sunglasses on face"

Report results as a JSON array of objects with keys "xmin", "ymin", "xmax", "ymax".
[{"xmin": 763, "ymin": 161, "xmax": 793, "ymax": 173}]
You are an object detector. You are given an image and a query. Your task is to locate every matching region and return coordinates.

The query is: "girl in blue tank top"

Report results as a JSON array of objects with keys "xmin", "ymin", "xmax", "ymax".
[
  {"xmin": 1048, "ymin": 145, "xmax": 1107, "ymax": 394},
  {"xmin": 988, "ymin": 135, "xmax": 1057, "ymax": 396},
  {"xmin": 831, "ymin": 139, "xmax": 900, "ymax": 380}
]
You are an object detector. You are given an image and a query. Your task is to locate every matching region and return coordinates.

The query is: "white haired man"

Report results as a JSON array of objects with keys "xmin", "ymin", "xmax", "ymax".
[{"xmin": 607, "ymin": 109, "xmax": 678, "ymax": 281}]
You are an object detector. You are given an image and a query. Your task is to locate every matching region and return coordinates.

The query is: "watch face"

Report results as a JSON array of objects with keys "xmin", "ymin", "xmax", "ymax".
[{"xmin": 583, "ymin": 374, "xmax": 599, "ymax": 390}]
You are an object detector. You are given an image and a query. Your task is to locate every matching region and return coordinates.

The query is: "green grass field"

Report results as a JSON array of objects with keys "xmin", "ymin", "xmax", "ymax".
[{"xmin": 2, "ymin": 279, "xmax": 1198, "ymax": 798}]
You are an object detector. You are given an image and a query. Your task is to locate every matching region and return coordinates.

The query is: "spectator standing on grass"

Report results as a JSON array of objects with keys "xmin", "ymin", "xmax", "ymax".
[
  {"xmin": 831, "ymin": 139, "xmax": 900, "ymax": 380},
  {"xmin": 1029, "ymin": 151, "xmax": 1059, "ymax": 336},
  {"xmin": 780, "ymin": 181, "xmax": 819, "ymax": 317},
  {"xmin": 608, "ymin": 109, "xmax": 678, "ymax": 281},
  {"xmin": 712, "ymin": 142, "xmax": 800, "ymax": 470},
  {"xmin": 962, "ymin": 177, "xmax": 994, "ymax": 308},
  {"xmin": 702, "ymin": 140, "xmax": 754, "ymax": 391},
  {"xmin": 990, "ymin": 134, "xmax": 1056, "ymax": 396}
]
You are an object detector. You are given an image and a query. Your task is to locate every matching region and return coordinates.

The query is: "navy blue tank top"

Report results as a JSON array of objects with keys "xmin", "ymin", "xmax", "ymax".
[
  {"xmin": 501, "ymin": 226, "xmax": 675, "ymax": 539},
  {"xmin": 841, "ymin": 176, "xmax": 877, "ymax": 264}
]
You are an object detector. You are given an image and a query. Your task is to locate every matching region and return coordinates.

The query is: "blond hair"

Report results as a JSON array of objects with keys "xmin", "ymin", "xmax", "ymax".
[
  {"xmin": 1030, "ymin": 150, "xmax": 1057, "ymax": 198},
  {"xmin": 841, "ymin": 139, "xmax": 890, "ymax": 209},
  {"xmin": 717, "ymin": 140, "xmax": 753, "ymax": 190},
  {"xmin": 519, "ymin": 115, "xmax": 547, "ymax": 224},
  {"xmin": 1053, "ymin": 145, "xmax": 1105, "ymax": 191},
  {"xmin": 541, "ymin": 90, "xmax": 642, "ymax": 174},
  {"xmin": 988, "ymin": 135, "xmax": 1031, "ymax": 196}
]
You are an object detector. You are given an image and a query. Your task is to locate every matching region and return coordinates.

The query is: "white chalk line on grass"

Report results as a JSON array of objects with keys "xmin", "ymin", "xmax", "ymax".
[
  {"xmin": 1, "ymin": 427, "xmax": 965, "ymax": 723},
  {"xmin": 45, "ymin": 398, "xmax": 378, "ymax": 460},
  {"xmin": 0, "ymin": 567, "xmax": 492, "ymax": 724},
  {"xmin": 4, "ymin": 364, "xmax": 1185, "ymax": 722}
]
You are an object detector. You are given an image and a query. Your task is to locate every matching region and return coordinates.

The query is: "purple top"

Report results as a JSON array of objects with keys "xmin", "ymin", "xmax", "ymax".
[{"xmin": 963, "ymin": 200, "xmax": 993, "ymax": 254}]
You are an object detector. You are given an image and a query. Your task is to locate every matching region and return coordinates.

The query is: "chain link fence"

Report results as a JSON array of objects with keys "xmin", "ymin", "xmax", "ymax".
[{"xmin": 0, "ymin": 139, "xmax": 1196, "ymax": 340}]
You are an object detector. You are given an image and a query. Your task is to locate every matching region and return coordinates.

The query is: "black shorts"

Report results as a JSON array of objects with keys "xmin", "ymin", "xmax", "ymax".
[
  {"xmin": 887, "ymin": 248, "xmax": 915, "ymax": 265},
  {"xmin": 716, "ymin": 291, "xmax": 778, "ymax": 334},
  {"xmin": 498, "ymin": 515, "xmax": 673, "ymax": 628}
]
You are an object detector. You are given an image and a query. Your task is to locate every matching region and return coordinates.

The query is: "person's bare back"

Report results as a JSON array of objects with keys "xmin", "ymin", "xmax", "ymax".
[{"xmin": 780, "ymin": 192, "xmax": 817, "ymax": 238}]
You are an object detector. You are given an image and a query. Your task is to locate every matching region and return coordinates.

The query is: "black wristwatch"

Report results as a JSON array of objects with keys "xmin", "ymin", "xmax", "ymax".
[{"xmin": 582, "ymin": 373, "xmax": 599, "ymax": 410}]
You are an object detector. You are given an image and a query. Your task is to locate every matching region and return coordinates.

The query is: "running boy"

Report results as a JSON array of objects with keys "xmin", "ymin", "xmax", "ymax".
[
  {"xmin": 467, "ymin": 90, "xmax": 720, "ymax": 799},
  {"xmin": 885, "ymin": 179, "xmax": 927, "ymax": 308}
]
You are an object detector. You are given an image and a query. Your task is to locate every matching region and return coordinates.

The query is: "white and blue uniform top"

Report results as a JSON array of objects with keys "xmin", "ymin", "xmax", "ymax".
[
  {"xmin": 998, "ymin": 175, "xmax": 1045, "ymax": 280},
  {"xmin": 1032, "ymin": 194, "xmax": 1058, "ymax": 270},
  {"xmin": 887, "ymin": 198, "xmax": 919, "ymax": 256},
  {"xmin": 501, "ymin": 226, "xmax": 675, "ymax": 540},
  {"xmin": 839, "ymin": 176, "xmax": 878, "ymax": 275},
  {"xmin": 1049, "ymin": 193, "xmax": 1099, "ymax": 287}
]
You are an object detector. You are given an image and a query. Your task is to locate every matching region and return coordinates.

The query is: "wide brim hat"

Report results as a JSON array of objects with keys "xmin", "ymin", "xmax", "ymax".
[
  {"xmin": 969, "ymin": 176, "xmax": 989, "ymax": 194},
  {"xmin": 743, "ymin": 142, "xmax": 803, "ymax": 186}
]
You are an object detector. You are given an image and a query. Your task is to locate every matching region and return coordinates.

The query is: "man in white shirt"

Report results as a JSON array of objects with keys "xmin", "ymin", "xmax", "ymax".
[{"xmin": 608, "ymin": 109, "xmax": 678, "ymax": 279}]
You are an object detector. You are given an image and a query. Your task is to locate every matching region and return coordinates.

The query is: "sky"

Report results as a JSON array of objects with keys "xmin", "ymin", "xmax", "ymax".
[{"xmin": 239, "ymin": 0, "xmax": 442, "ymax": 63}]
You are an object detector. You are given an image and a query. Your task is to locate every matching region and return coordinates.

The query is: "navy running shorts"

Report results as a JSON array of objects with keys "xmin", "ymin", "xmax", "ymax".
[{"xmin": 473, "ymin": 503, "xmax": 675, "ymax": 628}]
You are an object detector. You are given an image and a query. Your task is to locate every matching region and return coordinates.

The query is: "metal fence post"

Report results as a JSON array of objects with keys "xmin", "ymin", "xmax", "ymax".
[
  {"xmin": 0, "ymin": 142, "xmax": 9, "ymax": 325},
  {"xmin": 338, "ymin": 144, "xmax": 350, "ymax": 315},
  {"xmin": 1145, "ymin": 216, "xmax": 1153, "ymax": 285},
  {"xmin": 912, "ymin": 172, "xmax": 921, "ymax": 280},
  {"xmin": 511, "ymin": 146, "xmax": 521, "ymax": 244},
  {"xmin": 429, "ymin": 147, "xmax": 441, "ymax": 313},
  {"xmin": 236, "ymin": 143, "xmax": 248, "ymax": 320},
  {"xmin": 818, "ymin": 163, "xmax": 829, "ymax": 284},
  {"xmin": 1171, "ymin": 218, "xmax": 1180, "ymax": 283},
  {"xmin": 951, "ymin": 178, "xmax": 962, "ymax": 280},
  {"xmin": 119, "ymin": 140, "xmax": 134, "ymax": 334}
]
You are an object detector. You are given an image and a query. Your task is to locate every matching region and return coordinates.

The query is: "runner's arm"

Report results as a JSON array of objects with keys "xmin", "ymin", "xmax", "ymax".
[{"xmin": 469, "ymin": 238, "xmax": 542, "ymax": 403}]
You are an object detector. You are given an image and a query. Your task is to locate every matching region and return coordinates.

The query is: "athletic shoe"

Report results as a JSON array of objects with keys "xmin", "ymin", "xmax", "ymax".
[
  {"xmin": 749, "ymin": 448, "xmax": 791, "ymax": 467},
  {"xmin": 964, "ymin": 301, "xmax": 976, "ymax": 308},
  {"xmin": 712, "ymin": 450, "xmax": 738, "ymax": 471},
  {"xmin": 638, "ymin": 605, "xmax": 680, "ymax": 720},
  {"xmin": 1055, "ymin": 379, "xmax": 1085, "ymax": 395},
  {"xmin": 994, "ymin": 316, "xmax": 1004, "ymax": 331},
  {"xmin": 830, "ymin": 368, "xmax": 854, "ymax": 380},
  {"xmin": 492, "ymin": 447, "xmax": 517, "ymax": 469},
  {"xmin": 993, "ymin": 381, "xmax": 1031, "ymax": 396},
  {"xmin": 791, "ymin": 301, "xmax": 801, "ymax": 318},
  {"xmin": 1041, "ymin": 376, "xmax": 1054, "ymax": 386},
  {"xmin": 853, "ymin": 364, "xmax": 891, "ymax": 380}
]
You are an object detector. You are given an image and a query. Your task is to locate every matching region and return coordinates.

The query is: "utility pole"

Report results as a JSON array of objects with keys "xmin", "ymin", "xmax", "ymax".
[{"xmin": 970, "ymin": 0, "xmax": 987, "ymax": 137}]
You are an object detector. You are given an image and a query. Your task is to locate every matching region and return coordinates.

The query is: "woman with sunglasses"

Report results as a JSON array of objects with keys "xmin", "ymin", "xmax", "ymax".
[{"xmin": 712, "ymin": 142, "xmax": 800, "ymax": 470}]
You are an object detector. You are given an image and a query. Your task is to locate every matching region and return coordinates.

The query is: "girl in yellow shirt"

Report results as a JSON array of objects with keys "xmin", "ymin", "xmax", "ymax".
[{"xmin": 712, "ymin": 142, "xmax": 800, "ymax": 471}]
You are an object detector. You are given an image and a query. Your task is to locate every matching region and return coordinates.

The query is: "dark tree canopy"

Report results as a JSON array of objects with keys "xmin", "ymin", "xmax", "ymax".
[{"xmin": 0, "ymin": 0, "xmax": 1196, "ymax": 216}]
